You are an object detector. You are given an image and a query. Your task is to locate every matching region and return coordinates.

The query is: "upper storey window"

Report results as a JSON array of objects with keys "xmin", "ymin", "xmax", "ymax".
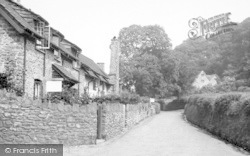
[
  {"xmin": 52, "ymin": 35, "xmax": 60, "ymax": 46},
  {"xmin": 34, "ymin": 21, "xmax": 45, "ymax": 36}
]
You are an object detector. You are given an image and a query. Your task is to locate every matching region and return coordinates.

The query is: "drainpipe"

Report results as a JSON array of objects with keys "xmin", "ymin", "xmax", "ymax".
[
  {"xmin": 78, "ymin": 69, "xmax": 80, "ymax": 96},
  {"xmin": 23, "ymin": 37, "xmax": 27, "ymax": 94}
]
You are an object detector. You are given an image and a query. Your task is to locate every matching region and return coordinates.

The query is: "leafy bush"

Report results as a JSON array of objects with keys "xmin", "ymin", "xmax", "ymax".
[
  {"xmin": 184, "ymin": 92, "xmax": 250, "ymax": 151},
  {"xmin": 238, "ymin": 86, "xmax": 250, "ymax": 92},
  {"xmin": 119, "ymin": 90, "xmax": 140, "ymax": 104},
  {"xmin": 48, "ymin": 87, "xmax": 90, "ymax": 105},
  {"xmin": 140, "ymin": 96, "xmax": 150, "ymax": 103},
  {"xmin": 80, "ymin": 93, "xmax": 91, "ymax": 104},
  {"xmin": 92, "ymin": 91, "xmax": 141, "ymax": 104}
]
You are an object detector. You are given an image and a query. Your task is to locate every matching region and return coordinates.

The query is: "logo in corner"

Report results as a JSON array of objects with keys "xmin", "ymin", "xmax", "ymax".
[{"xmin": 188, "ymin": 13, "xmax": 237, "ymax": 40}]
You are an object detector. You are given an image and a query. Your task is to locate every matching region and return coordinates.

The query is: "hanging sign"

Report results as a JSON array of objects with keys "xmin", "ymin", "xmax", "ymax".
[{"xmin": 46, "ymin": 81, "xmax": 62, "ymax": 92}]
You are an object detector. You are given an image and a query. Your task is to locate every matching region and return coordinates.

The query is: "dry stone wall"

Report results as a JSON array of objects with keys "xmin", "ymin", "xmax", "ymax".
[
  {"xmin": 101, "ymin": 102, "xmax": 160, "ymax": 140},
  {"xmin": 0, "ymin": 94, "xmax": 97, "ymax": 145},
  {"xmin": 0, "ymin": 91, "xmax": 160, "ymax": 145}
]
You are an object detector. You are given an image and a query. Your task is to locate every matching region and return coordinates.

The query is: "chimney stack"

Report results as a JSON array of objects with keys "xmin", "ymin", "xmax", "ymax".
[
  {"xmin": 97, "ymin": 63, "xmax": 105, "ymax": 72},
  {"xmin": 109, "ymin": 36, "xmax": 120, "ymax": 94}
]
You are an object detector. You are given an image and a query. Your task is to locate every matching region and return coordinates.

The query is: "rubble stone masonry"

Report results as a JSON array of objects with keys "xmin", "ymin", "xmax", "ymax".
[
  {"xmin": 0, "ymin": 95, "xmax": 97, "ymax": 145},
  {"xmin": 0, "ymin": 14, "xmax": 24, "ymax": 90},
  {"xmin": 0, "ymin": 90, "xmax": 160, "ymax": 145},
  {"xmin": 0, "ymin": 14, "xmax": 46, "ymax": 98}
]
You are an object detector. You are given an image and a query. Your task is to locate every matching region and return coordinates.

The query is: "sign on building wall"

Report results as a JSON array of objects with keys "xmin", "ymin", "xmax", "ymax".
[{"xmin": 46, "ymin": 81, "xmax": 62, "ymax": 92}]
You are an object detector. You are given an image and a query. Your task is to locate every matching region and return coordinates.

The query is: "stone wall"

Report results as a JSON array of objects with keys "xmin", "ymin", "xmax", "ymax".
[
  {"xmin": 0, "ymin": 14, "xmax": 24, "ymax": 90},
  {"xmin": 0, "ymin": 90, "xmax": 160, "ymax": 145},
  {"xmin": 25, "ymin": 40, "xmax": 45, "ymax": 97},
  {"xmin": 101, "ymin": 102, "xmax": 160, "ymax": 140},
  {"xmin": 101, "ymin": 103, "xmax": 125, "ymax": 140},
  {"xmin": 0, "ymin": 92, "xmax": 97, "ymax": 145}
]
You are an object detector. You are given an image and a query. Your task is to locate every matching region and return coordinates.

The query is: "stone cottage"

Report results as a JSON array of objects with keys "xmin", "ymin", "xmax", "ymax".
[
  {"xmin": 0, "ymin": 0, "xmax": 113, "ymax": 99},
  {"xmin": 192, "ymin": 71, "xmax": 218, "ymax": 89}
]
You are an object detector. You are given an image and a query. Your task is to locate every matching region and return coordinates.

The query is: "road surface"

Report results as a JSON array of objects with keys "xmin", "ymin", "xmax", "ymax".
[{"xmin": 64, "ymin": 110, "xmax": 249, "ymax": 156}]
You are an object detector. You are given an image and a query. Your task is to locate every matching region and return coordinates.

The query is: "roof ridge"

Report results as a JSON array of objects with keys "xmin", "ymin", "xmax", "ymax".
[
  {"xmin": 79, "ymin": 54, "xmax": 108, "ymax": 78},
  {"xmin": 0, "ymin": 0, "xmax": 42, "ymax": 38},
  {"xmin": 6, "ymin": 0, "xmax": 48, "ymax": 24}
]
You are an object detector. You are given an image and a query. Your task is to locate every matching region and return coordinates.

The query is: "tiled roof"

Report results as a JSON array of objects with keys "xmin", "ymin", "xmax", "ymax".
[
  {"xmin": 52, "ymin": 64, "xmax": 79, "ymax": 83},
  {"xmin": 79, "ymin": 54, "xmax": 108, "ymax": 78},
  {"xmin": 206, "ymin": 74, "xmax": 217, "ymax": 81},
  {"xmin": 6, "ymin": 0, "xmax": 48, "ymax": 24},
  {"xmin": 61, "ymin": 38, "xmax": 82, "ymax": 52},
  {"xmin": 59, "ymin": 43, "xmax": 78, "ymax": 60},
  {"xmin": 51, "ymin": 27, "xmax": 64, "ymax": 38},
  {"xmin": 0, "ymin": 0, "xmax": 42, "ymax": 38},
  {"xmin": 1, "ymin": 0, "xmax": 111, "ymax": 85},
  {"xmin": 86, "ymin": 70, "xmax": 98, "ymax": 78}
]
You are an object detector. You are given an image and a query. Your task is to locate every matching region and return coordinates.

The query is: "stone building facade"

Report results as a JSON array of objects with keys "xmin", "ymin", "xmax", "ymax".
[{"xmin": 0, "ymin": 0, "xmax": 113, "ymax": 99}]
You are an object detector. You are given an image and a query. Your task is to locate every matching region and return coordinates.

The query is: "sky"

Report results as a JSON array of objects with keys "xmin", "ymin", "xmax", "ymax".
[{"xmin": 20, "ymin": 0, "xmax": 250, "ymax": 73}]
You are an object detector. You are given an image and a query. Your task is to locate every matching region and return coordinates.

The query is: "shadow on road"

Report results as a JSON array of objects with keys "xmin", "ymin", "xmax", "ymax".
[{"xmin": 161, "ymin": 98, "xmax": 186, "ymax": 111}]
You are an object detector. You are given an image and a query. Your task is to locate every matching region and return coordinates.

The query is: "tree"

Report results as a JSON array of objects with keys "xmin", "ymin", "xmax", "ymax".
[{"xmin": 118, "ymin": 25, "xmax": 177, "ymax": 97}]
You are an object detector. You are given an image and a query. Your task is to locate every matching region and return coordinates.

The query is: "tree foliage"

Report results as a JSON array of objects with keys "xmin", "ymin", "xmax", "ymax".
[
  {"xmin": 174, "ymin": 17, "xmax": 250, "ymax": 93},
  {"xmin": 119, "ymin": 17, "xmax": 250, "ymax": 97},
  {"xmin": 119, "ymin": 25, "xmax": 179, "ymax": 98}
]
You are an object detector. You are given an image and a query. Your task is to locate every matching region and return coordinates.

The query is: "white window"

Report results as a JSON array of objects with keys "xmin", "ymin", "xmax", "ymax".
[
  {"xmin": 35, "ymin": 21, "xmax": 45, "ymax": 36},
  {"xmin": 54, "ymin": 49, "xmax": 59, "ymax": 57},
  {"xmin": 73, "ymin": 61, "xmax": 79, "ymax": 69},
  {"xmin": 34, "ymin": 79, "xmax": 42, "ymax": 100}
]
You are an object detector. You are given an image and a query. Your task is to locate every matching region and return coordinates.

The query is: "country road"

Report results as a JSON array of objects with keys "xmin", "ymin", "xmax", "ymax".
[{"xmin": 64, "ymin": 110, "xmax": 249, "ymax": 156}]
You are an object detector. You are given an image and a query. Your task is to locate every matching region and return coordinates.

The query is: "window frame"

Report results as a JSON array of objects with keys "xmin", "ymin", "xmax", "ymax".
[
  {"xmin": 93, "ymin": 80, "xmax": 96, "ymax": 91},
  {"xmin": 34, "ymin": 79, "xmax": 42, "ymax": 100}
]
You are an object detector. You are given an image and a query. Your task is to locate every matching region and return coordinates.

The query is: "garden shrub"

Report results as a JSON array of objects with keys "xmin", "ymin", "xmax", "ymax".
[
  {"xmin": 140, "ymin": 96, "xmax": 150, "ymax": 103},
  {"xmin": 48, "ymin": 87, "xmax": 90, "ymax": 105},
  {"xmin": 184, "ymin": 92, "xmax": 250, "ymax": 151}
]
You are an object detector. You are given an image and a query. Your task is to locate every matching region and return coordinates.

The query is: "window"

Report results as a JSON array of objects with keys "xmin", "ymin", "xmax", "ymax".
[
  {"xmin": 102, "ymin": 83, "xmax": 105, "ymax": 91},
  {"xmin": 100, "ymin": 81, "xmax": 105, "ymax": 91},
  {"xmin": 34, "ymin": 79, "xmax": 42, "ymax": 100},
  {"xmin": 54, "ymin": 49, "xmax": 59, "ymax": 57},
  {"xmin": 93, "ymin": 80, "xmax": 96, "ymax": 90},
  {"xmin": 35, "ymin": 21, "xmax": 45, "ymax": 36},
  {"xmin": 73, "ymin": 61, "xmax": 79, "ymax": 69},
  {"xmin": 71, "ymin": 48, "xmax": 77, "ymax": 57},
  {"xmin": 52, "ymin": 35, "xmax": 60, "ymax": 46}
]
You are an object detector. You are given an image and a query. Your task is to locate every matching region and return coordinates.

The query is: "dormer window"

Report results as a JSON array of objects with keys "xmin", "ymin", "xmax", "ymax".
[
  {"xmin": 52, "ymin": 34, "xmax": 60, "ymax": 46},
  {"xmin": 73, "ymin": 61, "xmax": 77, "ymax": 69},
  {"xmin": 54, "ymin": 49, "xmax": 59, "ymax": 57},
  {"xmin": 71, "ymin": 47, "xmax": 77, "ymax": 57},
  {"xmin": 72, "ymin": 61, "xmax": 80, "ymax": 69},
  {"xmin": 34, "ymin": 21, "xmax": 45, "ymax": 36}
]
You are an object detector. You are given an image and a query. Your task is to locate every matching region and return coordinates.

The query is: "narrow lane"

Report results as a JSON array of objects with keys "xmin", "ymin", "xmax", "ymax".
[{"xmin": 65, "ymin": 110, "xmax": 249, "ymax": 156}]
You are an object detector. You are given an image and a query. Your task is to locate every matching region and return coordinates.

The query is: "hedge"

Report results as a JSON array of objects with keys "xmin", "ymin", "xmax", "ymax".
[{"xmin": 184, "ymin": 92, "xmax": 250, "ymax": 152}]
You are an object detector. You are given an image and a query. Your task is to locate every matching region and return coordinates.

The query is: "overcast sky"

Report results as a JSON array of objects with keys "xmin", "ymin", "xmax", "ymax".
[{"xmin": 21, "ymin": 0, "xmax": 249, "ymax": 73}]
